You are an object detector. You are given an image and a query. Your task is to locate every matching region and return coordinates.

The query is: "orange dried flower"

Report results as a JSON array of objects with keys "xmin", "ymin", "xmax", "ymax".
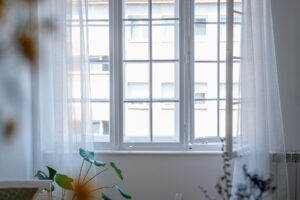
[
  {"xmin": 73, "ymin": 181, "xmax": 93, "ymax": 200},
  {"xmin": 0, "ymin": 0, "xmax": 5, "ymax": 20},
  {"xmin": 4, "ymin": 119, "xmax": 16, "ymax": 139},
  {"xmin": 17, "ymin": 34, "xmax": 37, "ymax": 66}
]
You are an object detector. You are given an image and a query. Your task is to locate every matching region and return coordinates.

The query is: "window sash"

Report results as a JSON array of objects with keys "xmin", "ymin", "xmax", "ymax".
[{"xmin": 87, "ymin": 0, "xmax": 238, "ymax": 152}]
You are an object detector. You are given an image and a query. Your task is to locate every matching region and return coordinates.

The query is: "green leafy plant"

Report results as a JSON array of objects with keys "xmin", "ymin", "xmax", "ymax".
[{"xmin": 35, "ymin": 148, "xmax": 131, "ymax": 200}]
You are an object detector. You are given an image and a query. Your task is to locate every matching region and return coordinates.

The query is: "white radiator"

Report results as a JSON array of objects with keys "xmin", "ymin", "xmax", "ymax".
[{"xmin": 272, "ymin": 152, "xmax": 300, "ymax": 200}]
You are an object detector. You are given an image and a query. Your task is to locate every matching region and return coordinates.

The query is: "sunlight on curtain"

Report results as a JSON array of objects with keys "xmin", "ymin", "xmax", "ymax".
[
  {"xmin": 233, "ymin": 0, "xmax": 289, "ymax": 199},
  {"xmin": 36, "ymin": 0, "xmax": 93, "ymax": 179}
]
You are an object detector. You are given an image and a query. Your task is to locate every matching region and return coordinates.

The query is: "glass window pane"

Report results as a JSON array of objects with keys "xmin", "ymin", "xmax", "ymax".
[
  {"xmin": 72, "ymin": 25, "xmax": 80, "ymax": 57},
  {"xmin": 194, "ymin": 24, "xmax": 218, "ymax": 61},
  {"xmin": 125, "ymin": 63, "xmax": 149, "ymax": 99},
  {"xmin": 71, "ymin": 103, "xmax": 81, "ymax": 135},
  {"xmin": 194, "ymin": 101, "xmax": 218, "ymax": 138},
  {"xmin": 88, "ymin": 23, "xmax": 109, "ymax": 58},
  {"xmin": 220, "ymin": 15, "xmax": 241, "ymax": 60},
  {"xmin": 152, "ymin": 102, "xmax": 179, "ymax": 142},
  {"xmin": 220, "ymin": 63, "xmax": 241, "ymax": 99},
  {"xmin": 152, "ymin": 63, "xmax": 178, "ymax": 99},
  {"xmin": 233, "ymin": 23, "xmax": 241, "ymax": 58},
  {"xmin": 124, "ymin": 102, "xmax": 150, "ymax": 142},
  {"xmin": 72, "ymin": 3, "xmax": 79, "ymax": 20},
  {"xmin": 220, "ymin": 1, "xmax": 227, "ymax": 19},
  {"xmin": 124, "ymin": 21, "xmax": 149, "ymax": 60},
  {"xmin": 90, "ymin": 63, "xmax": 110, "ymax": 99},
  {"xmin": 234, "ymin": 0, "xmax": 242, "ymax": 13},
  {"xmin": 195, "ymin": 0, "xmax": 218, "ymax": 22},
  {"xmin": 124, "ymin": 0, "xmax": 148, "ymax": 19},
  {"xmin": 152, "ymin": 20, "xmax": 179, "ymax": 60},
  {"xmin": 92, "ymin": 103, "xmax": 110, "ymax": 142},
  {"xmin": 195, "ymin": 18, "xmax": 207, "ymax": 40},
  {"xmin": 88, "ymin": 0, "xmax": 109, "ymax": 20},
  {"xmin": 219, "ymin": 101, "xmax": 240, "ymax": 138},
  {"xmin": 194, "ymin": 63, "xmax": 218, "ymax": 99},
  {"xmin": 152, "ymin": 0, "xmax": 179, "ymax": 19},
  {"xmin": 72, "ymin": 74, "xmax": 81, "ymax": 99}
]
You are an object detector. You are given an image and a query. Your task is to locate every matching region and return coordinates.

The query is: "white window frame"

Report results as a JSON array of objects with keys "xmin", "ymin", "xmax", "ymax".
[{"xmin": 91, "ymin": 0, "xmax": 239, "ymax": 154}]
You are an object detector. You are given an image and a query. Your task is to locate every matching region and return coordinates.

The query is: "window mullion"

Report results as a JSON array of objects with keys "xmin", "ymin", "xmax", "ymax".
[
  {"xmin": 148, "ymin": 0, "xmax": 153, "ymax": 142},
  {"xmin": 188, "ymin": 0, "xmax": 195, "ymax": 146},
  {"xmin": 110, "ymin": 0, "xmax": 123, "ymax": 149},
  {"xmin": 226, "ymin": 0, "xmax": 234, "ymax": 157},
  {"xmin": 180, "ymin": 0, "xmax": 193, "ymax": 148},
  {"xmin": 217, "ymin": 0, "xmax": 221, "ymax": 138}
]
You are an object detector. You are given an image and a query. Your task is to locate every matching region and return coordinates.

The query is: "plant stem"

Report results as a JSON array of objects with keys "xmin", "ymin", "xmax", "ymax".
[
  {"xmin": 82, "ymin": 162, "xmax": 92, "ymax": 183},
  {"xmin": 89, "ymin": 186, "xmax": 114, "ymax": 194},
  {"xmin": 77, "ymin": 159, "xmax": 85, "ymax": 184},
  {"xmin": 84, "ymin": 166, "xmax": 110, "ymax": 185},
  {"xmin": 72, "ymin": 160, "xmax": 85, "ymax": 200},
  {"xmin": 61, "ymin": 189, "xmax": 65, "ymax": 200}
]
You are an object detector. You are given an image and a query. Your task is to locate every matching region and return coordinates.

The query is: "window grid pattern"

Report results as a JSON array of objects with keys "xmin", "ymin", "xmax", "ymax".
[
  {"xmin": 193, "ymin": 0, "xmax": 241, "ymax": 142},
  {"xmin": 122, "ymin": 0, "xmax": 180, "ymax": 143},
  {"xmin": 79, "ymin": 0, "xmax": 243, "ymax": 150},
  {"xmin": 88, "ymin": 0, "xmax": 110, "ymax": 142}
]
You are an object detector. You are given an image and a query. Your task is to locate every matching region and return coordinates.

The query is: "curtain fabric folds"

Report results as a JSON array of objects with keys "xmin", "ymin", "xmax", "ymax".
[
  {"xmin": 233, "ymin": 0, "xmax": 289, "ymax": 199},
  {"xmin": 36, "ymin": 0, "xmax": 93, "ymax": 178}
]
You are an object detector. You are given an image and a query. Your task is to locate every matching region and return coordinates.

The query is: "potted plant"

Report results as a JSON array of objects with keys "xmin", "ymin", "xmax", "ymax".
[{"xmin": 35, "ymin": 148, "xmax": 131, "ymax": 200}]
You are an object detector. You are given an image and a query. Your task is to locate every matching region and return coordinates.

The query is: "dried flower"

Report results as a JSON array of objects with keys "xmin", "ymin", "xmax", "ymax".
[
  {"xmin": 4, "ymin": 119, "xmax": 16, "ymax": 139},
  {"xmin": 73, "ymin": 180, "xmax": 93, "ymax": 200},
  {"xmin": 17, "ymin": 34, "xmax": 37, "ymax": 66},
  {"xmin": 0, "ymin": 0, "xmax": 4, "ymax": 20}
]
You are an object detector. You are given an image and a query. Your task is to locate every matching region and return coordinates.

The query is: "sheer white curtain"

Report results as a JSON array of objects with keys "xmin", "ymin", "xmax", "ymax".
[
  {"xmin": 36, "ymin": 0, "xmax": 93, "ymax": 177},
  {"xmin": 233, "ymin": 0, "xmax": 289, "ymax": 199}
]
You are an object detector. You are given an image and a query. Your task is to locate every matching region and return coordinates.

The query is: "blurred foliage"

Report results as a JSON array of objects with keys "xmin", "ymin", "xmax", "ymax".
[
  {"xmin": 235, "ymin": 165, "xmax": 276, "ymax": 200},
  {"xmin": 0, "ymin": 0, "xmax": 53, "ymax": 139},
  {"xmin": 199, "ymin": 139, "xmax": 276, "ymax": 200}
]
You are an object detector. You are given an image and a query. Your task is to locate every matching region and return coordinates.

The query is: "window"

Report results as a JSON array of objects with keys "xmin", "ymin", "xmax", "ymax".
[
  {"xmin": 195, "ymin": 17, "xmax": 206, "ymax": 38},
  {"xmin": 194, "ymin": 83, "xmax": 206, "ymax": 105},
  {"xmin": 77, "ymin": 0, "xmax": 242, "ymax": 151},
  {"xmin": 127, "ymin": 16, "xmax": 148, "ymax": 41},
  {"xmin": 123, "ymin": 0, "xmax": 179, "ymax": 144},
  {"xmin": 93, "ymin": 121, "xmax": 110, "ymax": 136}
]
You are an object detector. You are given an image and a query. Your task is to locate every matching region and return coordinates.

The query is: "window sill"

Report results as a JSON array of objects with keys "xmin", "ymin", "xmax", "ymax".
[{"xmin": 94, "ymin": 150, "xmax": 223, "ymax": 155}]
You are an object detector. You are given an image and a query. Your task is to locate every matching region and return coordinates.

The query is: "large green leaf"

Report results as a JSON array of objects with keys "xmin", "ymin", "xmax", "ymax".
[
  {"xmin": 79, "ymin": 148, "xmax": 106, "ymax": 167},
  {"xmin": 55, "ymin": 174, "xmax": 74, "ymax": 190},
  {"xmin": 102, "ymin": 192, "xmax": 112, "ymax": 200},
  {"xmin": 35, "ymin": 170, "xmax": 48, "ymax": 180},
  {"xmin": 94, "ymin": 160, "xmax": 106, "ymax": 167},
  {"xmin": 110, "ymin": 162, "xmax": 123, "ymax": 181},
  {"xmin": 79, "ymin": 148, "xmax": 95, "ymax": 163},
  {"xmin": 47, "ymin": 166, "xmax": 57, "ymax": 180},
  {"xmin": 35, "ymin": 168, "xmax": 56, "ymax": 191},
  {"xmin": 114, "ymin": 184, "xmax": 131, "ymax": 199}
]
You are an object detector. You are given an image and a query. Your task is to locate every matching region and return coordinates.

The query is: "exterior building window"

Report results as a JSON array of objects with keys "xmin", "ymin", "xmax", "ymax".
[
  {"xmin": 102, "ymin": 121, "xmax": 109, "ymax": 135},
  {"xmin": 93, "ymin": 121, "xmax": 110, "ymax": 136},
  {"xmin": 102, "ymin": 56, "xmax": 109, "ymax": 71},
  {"xmin": 75, "ymin": 0, "xmax": 242, "ymax": 151},
  {"xmin": 93, "ymin": 122, "xmax": 101, "ymax": 135},
  {"xmin": 129, "ymin": 20, "xmax": 148, "ymax": 41},
  {"xmin": 195, "ymin": 18, "xmax": 206, "ymax": 38},
  {"xmin": 195, "ymin": 93, "xmax": 205, "ymax": 104}
]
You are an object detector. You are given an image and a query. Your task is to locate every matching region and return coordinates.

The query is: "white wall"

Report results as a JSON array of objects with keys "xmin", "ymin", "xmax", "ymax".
[
  {"xmin": 272, "ymin": 1, "xmax": 300, "ymax": 199},
  {"xmin": 96, "ymin": 153, "xmax": 226, "ymax": 200},
  {"xmin": 272, "ymin": 0, "xmax": 300, "ymax": 152},
  {"xmin": 0, "ymin": 62, "xmax": 33, "ymax": 180}
]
